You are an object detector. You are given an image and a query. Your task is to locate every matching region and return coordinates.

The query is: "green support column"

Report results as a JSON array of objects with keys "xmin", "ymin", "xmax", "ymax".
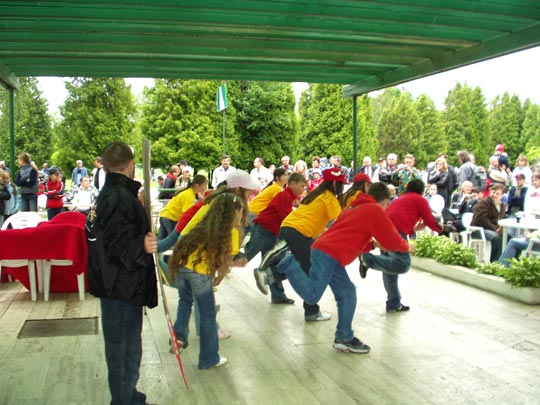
[
  {"xmin": 9, "ymin": 87, "xmax": 15, "ymax": 174},
  {"xmin": 352, "ymin": 95, "xmax": 358, "ymax": 174}
]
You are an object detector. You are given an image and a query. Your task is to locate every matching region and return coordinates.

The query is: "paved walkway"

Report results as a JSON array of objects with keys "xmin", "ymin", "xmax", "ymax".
[{"xmin": 1, "ymin": 258, "xmax": 540, "ymax": 404}]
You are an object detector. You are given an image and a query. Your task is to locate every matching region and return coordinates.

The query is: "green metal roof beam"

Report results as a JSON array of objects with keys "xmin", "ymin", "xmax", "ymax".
[
  {"xmin": 0, "ymin": 61, "xmax": 18, "ymax": 90},
  {"xmin": 343, "ymin": 23, "xmax": 540, "ymax": 97}
]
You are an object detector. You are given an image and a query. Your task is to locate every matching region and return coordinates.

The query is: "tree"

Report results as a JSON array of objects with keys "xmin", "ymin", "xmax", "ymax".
[
  {"xmin": 371, "ymin": 87, "xmax": 401, "ymax": 128},
  {"xmin": 53, "ymin": 78, "xmax": 136, "ymax": 177},
  {"xmin": 378, "ymin": 91, "xmax": 425, "ymax": 166},
  {"xmin": 231, "ymin": 81, "xmax": 298, "ymax": 169},
  {"xmin": 139, "ymin": 79, "xmax": 237, "ymax": 173},
  {"xmin": 0, "ymin": 77, "xmax": 52, "ymax": 169},
  {"xmin": 486, "ymin": 92, "xmax": 523, "ymax": 162},
  {"xmin": 298, "ymin": 83, "xmax": 374, "ymax": 165},
  {"xmin": 522, "ymin": 101, "xmax": 540, "ymax": 161},
  {"xmin": 443, "ymin": 83, "xmax": 487, "ymax": 167},
  {"xmin": 415, "ymin": 94, "xmax": 447, "ymax": 162}
]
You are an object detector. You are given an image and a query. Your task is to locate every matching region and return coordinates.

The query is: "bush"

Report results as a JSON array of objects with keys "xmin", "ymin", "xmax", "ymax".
[
  {"xmin": 502, "ymin": 257, "xmax": 540, "ymax": 288},
  {"xmin": 476, "ymin": 262, "xmax": 505, "ymax": 276},
  {"xmin": 413, "ymin": 234, "xmax": 477, "ymax": 268},
  {"xmin": 415, "ymin": 234, "xmax": 540, "ymax": 288}
]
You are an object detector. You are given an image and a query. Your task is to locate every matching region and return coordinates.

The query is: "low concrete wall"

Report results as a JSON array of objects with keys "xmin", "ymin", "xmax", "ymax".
[{"xmin": 412, "ymin": 256, "xmax": 540, "ymax": 305}]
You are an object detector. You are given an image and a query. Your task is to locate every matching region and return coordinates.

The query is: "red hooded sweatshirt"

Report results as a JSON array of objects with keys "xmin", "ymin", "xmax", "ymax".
[{"xmin": 313, "ymin": 193, "xmax": 409, "ymax": 267}]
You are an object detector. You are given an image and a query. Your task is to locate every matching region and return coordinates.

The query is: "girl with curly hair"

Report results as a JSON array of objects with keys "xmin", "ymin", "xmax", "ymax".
[{"xmin": 168, "ymin": 192, "xmax": 245, "ymax": 369}]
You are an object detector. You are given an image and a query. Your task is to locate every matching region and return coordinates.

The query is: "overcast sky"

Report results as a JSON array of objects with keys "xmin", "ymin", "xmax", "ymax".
[{"xmin": 37, "ymin": 46, "xmax": 540, "ymax": 114}]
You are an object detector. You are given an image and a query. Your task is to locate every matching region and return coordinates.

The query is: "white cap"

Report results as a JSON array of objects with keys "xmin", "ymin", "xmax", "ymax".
[{"xmin": 226, "ymin": 169, "xmax": 259, "ymax": 190}]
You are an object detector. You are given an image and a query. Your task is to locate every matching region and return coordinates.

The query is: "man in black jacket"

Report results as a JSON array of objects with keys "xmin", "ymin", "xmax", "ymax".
[{"xmin": 91, "ymin": 141, "xmax": 158, "ymax": 405}]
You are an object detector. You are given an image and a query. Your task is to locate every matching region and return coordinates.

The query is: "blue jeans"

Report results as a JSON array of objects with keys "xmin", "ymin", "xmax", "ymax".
[
  {"xmin": 20, "ymin": 193, "xmax": 37, "ymax": 212},
  {"xmin": 244, "ymin": 223, "xmax": 287, "ymax": 301},
  {"xmin": 158, "ymin": 216, "xmax": 176, "ymax": 240},
  {"xmin": 174, "ymin": 267, "xmax": 219, "ymax": 369},
  {"xmin": 363, "ymin": 231, "xmax": 411, "ymax": 311},
  {"xmin": 498, "ymin": 237, "xmax": 528, "ymax": 267},
  {"xmin": 483, "ymin": 229, "xmax": 502, "ymax": 262},
  {"xmin": 47, "ymin": 207, "xmax": 63, "ymax": 220},
  {"xmin": 279, "ymin": 249, "xmax": 357, "ymax": 341},
  {"xmin": 100, "ymin": 297, "xmax": 146, "ymax": 405},
  {"xmin": 279, "ymin": 226, "xmax": 320, "ymax": 317}
]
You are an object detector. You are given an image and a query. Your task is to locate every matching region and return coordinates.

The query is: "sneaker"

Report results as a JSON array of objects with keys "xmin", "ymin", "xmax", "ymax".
[
  {"xmin": 211, "ymin": 357, "xmax": 228, "ymax": 368},
  {"xmin": 333, "ymin": 337, "xmax": 371, "ymax": 354},
  {"xmin": 359, "ymin": 256, "xmax": 368, "ymax": 279},
  {"xmin": 259, "ymin": 240, "xmax": 290, "ymax": 274},
  {"xmin": 305, "ymin": 311, "xmax": 332, "ymax": 322},
  {"xmin": 218, "ymin": 329, "xmax": 231, "ymax": 340},
  {"xmin": 253, "ymin": 268, "xmax": 269, "ymax": 295},
  {"xmin": 272, "ymin": 297, "xmax": 295, "ymax": 304},
  {"xmin": 386, "ymin": 304, "xmax": 410, "ymax": 313}
]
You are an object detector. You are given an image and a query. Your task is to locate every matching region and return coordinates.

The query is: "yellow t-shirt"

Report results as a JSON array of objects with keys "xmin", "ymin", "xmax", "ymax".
[
  {"xmin": 181, "ymin": 203, "xmax": 210, "ymax": 236},
  {"xmin": 160, "ymin": 188, "xmax": 197, "ymax": 221},
  {"xmin": 281, "ymin": 190, "xmax": 341, "ymax": 238},
  {"xmin": 248, "ymin": 183, "xmax": 283, "ymax": 215},
  {"xmin": 345, "ymin": 190, "xmax": 361, "ymax": 208},
  {"xmin": 184, "ymin": 227, "xmax": 240, "ymax": 275}
]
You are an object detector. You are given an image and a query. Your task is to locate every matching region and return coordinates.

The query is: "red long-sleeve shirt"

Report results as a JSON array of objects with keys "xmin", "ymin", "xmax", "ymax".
[
  {"xmin": 313, "ymin": 194, "xmax": 409, "ymax": 267},
  {"xmin": 254, "ymin": 187, "xmax": 300, "ymax": 235},
  {"xmin": 386, "ymin": 192, "xmax": 442, "ymax": 235}
]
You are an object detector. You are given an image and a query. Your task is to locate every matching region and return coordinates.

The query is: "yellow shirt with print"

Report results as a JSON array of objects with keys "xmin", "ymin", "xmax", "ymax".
[
  {"xmin": 160, "ymin": 188, "xmax": 197, "ymax": 221},
  {"xmin": 281, "ymin": 190, "xmax": 341, "ymax": 238},
  {"xmin": 248, "ymin": 183, "xmax": 283, "ymax": 215}
]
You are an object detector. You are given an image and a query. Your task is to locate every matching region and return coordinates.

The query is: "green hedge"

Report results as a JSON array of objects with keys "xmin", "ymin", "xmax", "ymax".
[{"xmin": 414, "ymin": 234, "xmax": 540, "ymax": 288}]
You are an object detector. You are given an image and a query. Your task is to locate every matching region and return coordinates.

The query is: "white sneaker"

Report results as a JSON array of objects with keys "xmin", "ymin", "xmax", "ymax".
[
  {"xmin": 218, "ymin": 329, "xmax": 231, "ymax": 340},
  {"xmin": 212, "ymin": 357, "xmax": 228, "ymax": 368},
  {"xmin": 305, "ymin": 311, "xmax": 332, "ymax": 322}
]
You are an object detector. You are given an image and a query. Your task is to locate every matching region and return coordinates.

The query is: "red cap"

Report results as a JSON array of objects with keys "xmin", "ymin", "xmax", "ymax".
[
  {"xmin": 495, "ymin": 144, "xmax": 504, "ymax": 152},
  {"xmin": 322, "ymin": 168, "xmax": 347, "ymax": 183},
  {"xmin": 353, "ymin": 173, "xmax": 372, "ymax": 183}
]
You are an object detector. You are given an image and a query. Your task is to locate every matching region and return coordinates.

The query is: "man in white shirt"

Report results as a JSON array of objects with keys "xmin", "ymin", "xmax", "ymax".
[
  {"xmin": 357, "ymin": 156, "xmax": 379, "ymax": 182},
  {"xmin": 211, "ymin": 154, "xmax": 236, "ymax": 188},
  {"xmin": 250, "ymin": 157, "xmax": 272, "ymax": 191},
  {"xmin": 63, "ymin": 175, "xmax": 98, "ymax": 214}
]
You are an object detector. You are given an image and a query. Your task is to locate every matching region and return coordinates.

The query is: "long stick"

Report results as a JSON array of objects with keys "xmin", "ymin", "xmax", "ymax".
[{"xmin": 142, "ymin": 138, "xmax": 188, "ymax": 390}]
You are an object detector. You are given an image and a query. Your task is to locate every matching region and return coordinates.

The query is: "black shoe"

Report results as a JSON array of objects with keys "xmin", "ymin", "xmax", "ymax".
[
  {"xmin": 386, "ymin": 304, "xmax": 410, "ymax": 313},
  {"xmin": 260, "ymin": 240, "xmax": 290, "ymax": 274},
  {"xmin": 272, "ymin": 297, "xmax": 295, "ymax": 304},
  {"xmin": 359, "ymin": 256, "xmax": 368, "ymax": 279}
]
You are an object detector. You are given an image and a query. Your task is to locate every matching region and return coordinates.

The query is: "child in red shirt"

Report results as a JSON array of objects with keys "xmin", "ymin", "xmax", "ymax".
[{"xmin": 45, "ymin": 167, "xmax": 64, "ymax": 219}]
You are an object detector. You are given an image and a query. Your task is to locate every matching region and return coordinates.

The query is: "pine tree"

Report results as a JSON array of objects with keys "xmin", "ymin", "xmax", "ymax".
[{"xmin": 53, "ymin": 78, "xmax": 136, "ymax": 178}]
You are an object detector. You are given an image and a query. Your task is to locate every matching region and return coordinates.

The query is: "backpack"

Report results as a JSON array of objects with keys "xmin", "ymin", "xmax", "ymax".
[
  {"xmin": 471, "ymin": 168, "xmax": 487, "ymax": 192},
  {"xmin": 85, "ymin": 212, "xmax": 118, "ymax": 298}
]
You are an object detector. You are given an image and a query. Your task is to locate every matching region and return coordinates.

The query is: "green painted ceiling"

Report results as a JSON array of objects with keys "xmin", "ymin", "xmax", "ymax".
[{"xmin": 0, "ymin": 1, "xmax": 539, "ymax": 96}]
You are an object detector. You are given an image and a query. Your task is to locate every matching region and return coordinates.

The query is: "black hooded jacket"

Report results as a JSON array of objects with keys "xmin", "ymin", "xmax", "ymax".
[{"xmin": 89, "ymin": 172, "xmax": 157, "ymax": 308}]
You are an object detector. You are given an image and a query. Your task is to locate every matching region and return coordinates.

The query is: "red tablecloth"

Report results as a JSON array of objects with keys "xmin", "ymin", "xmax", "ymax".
[{"xmin": 0, "ymin": 211, "xmax": 88, "ymax": 293}]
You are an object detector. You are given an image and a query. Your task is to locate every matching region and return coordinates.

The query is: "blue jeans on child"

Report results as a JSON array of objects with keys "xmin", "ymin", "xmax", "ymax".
[
  {"xmin": 278, "ymin": 249, "xmax": 356, "ymax": 342},
  {"xmin": 174, "ymin": 267, "xmax": 220, "ymax": 369},
  {"xmin": 100, "ymin": 297, "xmax": 147, "ymax": 405},
  {"xmin": 244, "ymin": 223, "xmax": 287, "ymax": 301}
]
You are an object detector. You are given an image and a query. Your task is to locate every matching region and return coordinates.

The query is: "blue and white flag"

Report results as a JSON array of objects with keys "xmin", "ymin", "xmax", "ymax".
[{"xmin": 216, "ymin": 84, "xmax": 228, "ymax": 112}]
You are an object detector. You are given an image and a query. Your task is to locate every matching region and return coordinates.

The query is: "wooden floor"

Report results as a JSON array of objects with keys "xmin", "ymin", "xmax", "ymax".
[{"xmin": 1, "ymin": 257, "xmax": 540, "ymax": 405}]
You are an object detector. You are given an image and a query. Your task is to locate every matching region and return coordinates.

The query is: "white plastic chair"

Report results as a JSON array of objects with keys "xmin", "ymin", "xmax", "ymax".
[
  {"xmin": 0, "ymin": 212, "xmax": 46, "ymax": 301},
  {"xmin": 462, "ymin": 212, "xmax": 491, "ymax": 263},
  {"xmin": 41, "ymin": 260, "xmax": 85, "ymax": 301},
  {"xmin": 523, "ymin": 239, "xmax": 540, "ymax": 258}
]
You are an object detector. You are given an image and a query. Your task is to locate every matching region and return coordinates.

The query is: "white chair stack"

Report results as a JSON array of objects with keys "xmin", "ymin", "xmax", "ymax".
[{"xmin": 0, "ymin": 212, "xmax": 46, "ymax": 301}]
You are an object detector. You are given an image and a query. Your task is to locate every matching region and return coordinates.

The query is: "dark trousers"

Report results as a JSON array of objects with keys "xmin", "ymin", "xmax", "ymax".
[
  {"xmin": 100, "ymin": 297, "xmax": 147, "ymax": 405},
  {"xmin": 279, "ymin": 226, "xmax": 320, "ymax": 317}
]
